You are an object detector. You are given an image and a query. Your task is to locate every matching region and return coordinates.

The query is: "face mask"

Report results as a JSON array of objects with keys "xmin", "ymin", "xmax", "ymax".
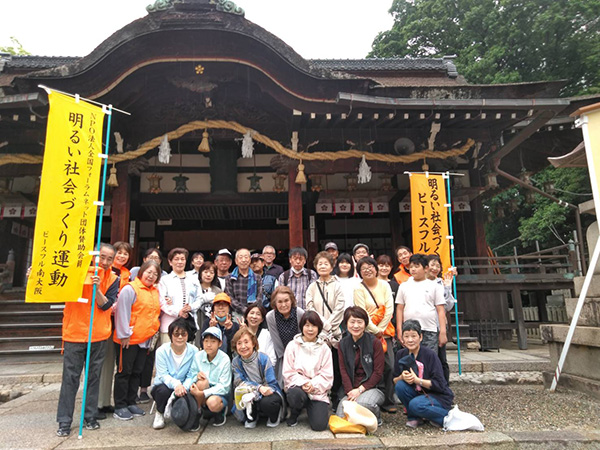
[
  {"xmin": 215, "ymin": 314, "xmax": 227, "ymax": 323},
  {"xmin": 291, "ymin": 267, "xmax": 304, "ymax": 275}
]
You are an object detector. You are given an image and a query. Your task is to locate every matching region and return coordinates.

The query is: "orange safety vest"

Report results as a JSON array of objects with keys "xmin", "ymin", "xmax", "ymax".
[
  {"xmin": 62, "ymin": 267, "xmax": 118, "ymax": 343},
  {"xmin": 117, "ymin": 266, "xmax": 131, "ymax": 292},
  {"xmin": 394, "ymin": 264, "xmax": 411, "ymax": 284},
  {"xmin": 113, "ymin": 277, "xmax": 160, "ymax": 346}
]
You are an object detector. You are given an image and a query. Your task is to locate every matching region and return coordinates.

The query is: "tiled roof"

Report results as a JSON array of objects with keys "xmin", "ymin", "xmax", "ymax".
[
  {"xmin": 1, "ymin": 55, "xmax": 81, "ymax": 70},
  {"xmin": 309, "ymin": 57, "xmax": 458, "ymax": 77}
]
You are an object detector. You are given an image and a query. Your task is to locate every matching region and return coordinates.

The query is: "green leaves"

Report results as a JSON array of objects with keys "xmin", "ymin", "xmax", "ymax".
[
  {"xmin": 371, "ymin": 0, "xmax": 600, "ymax": 95},
  {"xmin": 0, "ymin": 37, "xmax": 30, "ymax": 56}
]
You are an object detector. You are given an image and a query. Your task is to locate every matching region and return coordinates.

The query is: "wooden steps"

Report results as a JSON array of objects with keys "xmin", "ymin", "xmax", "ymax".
[{"xmin": 0, "ymin": 295, "xmax": 64, "ymax": 355}]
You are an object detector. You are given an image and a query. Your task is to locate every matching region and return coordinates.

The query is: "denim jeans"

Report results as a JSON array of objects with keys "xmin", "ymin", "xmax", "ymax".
[{"xmin": 394, "ymin": 380, "xmax": 449, "ymax": 426}]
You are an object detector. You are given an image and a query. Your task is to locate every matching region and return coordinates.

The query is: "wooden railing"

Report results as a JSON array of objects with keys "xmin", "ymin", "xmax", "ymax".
[{"xmin": 455, "ymin": 242, "xmax": 579, "ymax": 277}]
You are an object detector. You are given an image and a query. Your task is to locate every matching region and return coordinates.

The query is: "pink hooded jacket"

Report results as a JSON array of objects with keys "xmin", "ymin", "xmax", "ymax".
[{"xmin": 282, "ymin": 334, "xmax": 334, "ymax": 404}]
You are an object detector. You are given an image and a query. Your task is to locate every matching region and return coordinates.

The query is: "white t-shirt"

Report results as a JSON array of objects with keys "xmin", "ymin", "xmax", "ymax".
[
  {"xmin": 171, "ymin": 347, "xmax": 187, "ymax": 370},
  {"xmin": 395, "ymin": 277, "xmax": 445, "ymax": 332}
]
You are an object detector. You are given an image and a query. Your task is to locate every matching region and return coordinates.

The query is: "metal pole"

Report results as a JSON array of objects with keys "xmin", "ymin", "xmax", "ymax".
[
  {"xmin": 444, "ymin": 172, "xmax": 462, "ymax": 374},
  {"xmin": 77, "ymin": 104, "xmax": 113, "ymax": 439}
]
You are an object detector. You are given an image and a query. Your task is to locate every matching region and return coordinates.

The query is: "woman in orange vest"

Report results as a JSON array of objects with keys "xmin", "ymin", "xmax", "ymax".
[
  {"xmin": 97, "ymin": 241, "xmax": 133, "ymax": 418},
  {"xmin": 112, "ymin": 260, "xmax": 161, "ymax": 421}
]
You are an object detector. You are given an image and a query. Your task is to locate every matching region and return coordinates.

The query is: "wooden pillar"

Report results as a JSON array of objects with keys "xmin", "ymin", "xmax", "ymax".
[
  {"xmin": 110, "ymin": 165, "xmax": 130, "ymax": 244},
  {"xmin": 288, "ymin": 168, "xmax": 303, "ymax": 248},
  {"xmin": 511, "ymin": 286, "xmax": 528, "ymax": 350}
]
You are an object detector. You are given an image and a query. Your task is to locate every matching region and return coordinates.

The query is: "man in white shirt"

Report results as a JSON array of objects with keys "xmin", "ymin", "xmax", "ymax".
[{"xmin": 395, "ymin": 254, "xmax": 447, "ymax": 351}]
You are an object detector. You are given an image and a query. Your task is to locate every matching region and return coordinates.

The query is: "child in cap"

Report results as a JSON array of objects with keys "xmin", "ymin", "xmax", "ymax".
[
  {"xmin": 199, "ymin": 292, "xmax": 240, "ymax": 357},
  {"xmin": 188, "ymin": 326, "xmax": 232, "ymax": 427}
]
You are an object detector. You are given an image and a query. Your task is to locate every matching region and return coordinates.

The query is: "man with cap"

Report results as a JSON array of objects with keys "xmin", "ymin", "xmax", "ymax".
[
  {"xmin": 352, "ymin": 243, "xmax": 370, "ymax": 277},
  {"xmin": 215, "ymin": 249, "xmax": 232, "ymax": 290},
  {"xmin": 188, "ymin": 326, "xmax": 231, "ymax": 428},
  {"xmin": 200, "ymin": 293, "xmax": 239, "ymax": 357},
  {"xmin": 225, "ymin": 248, "xmax": 263, "ymax": 319},
  {"xmin": 324, "ymin": 242, "xmax": 339, "ymax": 261},
  {"xmin": 262, "ymin": 245, "xmax": 283, "ymax": 279},
  {"xmin": 277, "ymin": 247, "xmax": 318, "ymax": 310},
  {"xmin": 250, "ymin": 253, "xmax": 279, "ymax": 310}
]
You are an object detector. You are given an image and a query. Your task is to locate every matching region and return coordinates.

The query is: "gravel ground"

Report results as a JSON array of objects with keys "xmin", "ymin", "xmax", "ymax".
[{"xmin": 375, "ymin": 384, "xmax": 600, "ymax": 437}]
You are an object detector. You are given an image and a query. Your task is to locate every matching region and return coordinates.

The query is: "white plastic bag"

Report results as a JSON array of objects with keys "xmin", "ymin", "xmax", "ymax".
[
  {"xmin": 163, "ymin": 392, "xmax": 177, "ymax": 420},
  {"xmin": 342, "ymin": 400, "xmax": 378, "ymax": 433},
  {"xmin": 443, "ymin": 405, "xmax": 484, "ymax": 431}
]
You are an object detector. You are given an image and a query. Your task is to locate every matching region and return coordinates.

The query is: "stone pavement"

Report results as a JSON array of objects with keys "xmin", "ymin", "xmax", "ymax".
[{"xmin": 3, "ymin": 344, "xmax": 600, "ymax": 449}]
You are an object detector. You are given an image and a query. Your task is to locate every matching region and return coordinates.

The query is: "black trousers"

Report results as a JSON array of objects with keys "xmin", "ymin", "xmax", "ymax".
[
  {"xmin": 246, "ymin": 394, "xmax": 282, "ymax": 423},
  {"xmin": 113, "ymin": 343, "xmax": 148, "ymax": 409},
  {"xmin": 438, "ymin": 344, "xmax": 450, "ymax": 383},
  {"xmin": 383, "ymin": 336, "xmax": 396, "ymax": 406},
  {"xmin": 140, "ymin": 349, "xmax": 155, "ymax": 389},
  {"xmin": 286, "ymin": 387, "xmax": 329, "ymax": 431},
  {"xmin": 331, "ymin": 347, "xmax": 342, "ymax": 406},
  {"xmin": 150, "ymin": 383, "xmax": 173, "ymax": 414}
]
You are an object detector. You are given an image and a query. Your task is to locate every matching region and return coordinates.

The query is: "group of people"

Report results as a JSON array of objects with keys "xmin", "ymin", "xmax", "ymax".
[{"xmin": 51, "ymin": 241, "xmax": 457, "ymax": 436}]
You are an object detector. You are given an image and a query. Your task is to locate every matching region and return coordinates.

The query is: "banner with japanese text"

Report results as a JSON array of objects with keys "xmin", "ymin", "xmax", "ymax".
[
  {"xmin": 26, "ymin": 92, "xmax": 105, "ymax": 303},
  {"xmin": 410, "ymin": 174, "xmax": 451, "ymax": 272}
]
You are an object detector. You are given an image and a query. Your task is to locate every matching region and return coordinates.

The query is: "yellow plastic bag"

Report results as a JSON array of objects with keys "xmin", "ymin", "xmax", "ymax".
[{"xmin": 328, "ymin": 415, "xmax": 367, "ymax": 435}]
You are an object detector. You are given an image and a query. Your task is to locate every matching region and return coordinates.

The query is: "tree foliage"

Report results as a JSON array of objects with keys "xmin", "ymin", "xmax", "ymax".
[
  {"xmin": 0, "ymin": 37, "xmax": 30, "ymax": 56},
  {"xmin": 370, "ymin": 0, "xmax": 600, "ymax": 96},
  {"xmin": 484, "ymin": 167, "xmax": 594, "ymax": 255}
]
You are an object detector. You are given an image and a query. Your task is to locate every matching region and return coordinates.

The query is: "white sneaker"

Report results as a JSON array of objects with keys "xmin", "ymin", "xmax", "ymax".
[
  {"xmin": 244, "ymin": 420, "xmax": 257, "ymax": 429},
  {"xmin": 266, "ymin": 416, "xmax": 280, "ymax": 428},
  {"xmin": 153, "ymin": 412, "xmax": 165, "ymax": 430}
]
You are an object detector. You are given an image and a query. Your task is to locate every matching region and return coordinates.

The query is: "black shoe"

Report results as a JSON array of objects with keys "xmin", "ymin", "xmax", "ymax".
[
  {"xmin": 286, "ymin": 416, "xmax": 299, "ymax": 427},
  {"xmin": 137, "ymin": 392, "xmax": 151, "ymax": 404},
  {"xmin": 56, "ymin": 423, "xmax": 71, "ymax": 437},
  {"xmin": 213, "ymin": 407, "xmax": 227, "ymax": 427},
  {"xmin": 99, "ymin": 405, "xmax": 114, "ymax": 413},
  {"xmin": 84, "ymin": 419, "xmax": 100, "ymax": 430},
  {"xmin": 95, "ymin": 409, "xmax": 107, "ymax": 420}
]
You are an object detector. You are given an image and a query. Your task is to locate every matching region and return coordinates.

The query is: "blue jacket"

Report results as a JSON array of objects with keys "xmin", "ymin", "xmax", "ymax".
[
  {"xmin": 231, "ymin": 351, "xmax": 282, "ymax": 416},
  {"xmin": 152, "ymin": 342, "xmax": 199, "ymax": 390}
]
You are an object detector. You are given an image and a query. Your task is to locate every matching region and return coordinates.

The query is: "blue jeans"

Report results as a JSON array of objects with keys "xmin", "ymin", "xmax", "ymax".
[{"xmin": 394, "ymin": 380, "xmax": 449, "ymax": 426}]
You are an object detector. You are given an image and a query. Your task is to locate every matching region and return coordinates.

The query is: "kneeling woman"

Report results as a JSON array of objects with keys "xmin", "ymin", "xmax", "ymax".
[
  {"xmin": 113, "ymin": 260, "xmax": 162, "ymax": 420},
  {"xmin": 151, "ymin": 318, "xmax": 199, "ymax": 429},
  {"xmin": 231, "ymin": 328, "xmax": 283, "ymax": 428},
  {"xmin": 394, "ymin": 320, "xmax": 454, "ymax": 428},
  {"xmin": 282, "ymin": 311, "xmax": 333, "ymax": 430},
  {"xmin": 336, "ymin": 306, "xmax": 385, "ymax": 424}
]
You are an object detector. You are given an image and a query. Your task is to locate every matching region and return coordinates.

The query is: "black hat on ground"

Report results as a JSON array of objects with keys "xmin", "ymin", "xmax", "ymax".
[{"xmin": 171, "ymin": 393, "xmax": 199, "ymax": 431}]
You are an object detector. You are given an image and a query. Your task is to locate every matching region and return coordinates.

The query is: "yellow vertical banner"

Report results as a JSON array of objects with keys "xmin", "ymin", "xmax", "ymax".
[
  {"xmin": 410, "ymin": 174, "xmax": 451, "ymax": 271},
  {"xmin": 26, "ymin": 92, "xmax": 105, "ymax": 303}
]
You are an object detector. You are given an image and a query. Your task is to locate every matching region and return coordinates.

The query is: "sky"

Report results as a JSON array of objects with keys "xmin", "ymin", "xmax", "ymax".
[{"xmin": 1, "ymin": 0, "xmax": 395, "ymax": 59}]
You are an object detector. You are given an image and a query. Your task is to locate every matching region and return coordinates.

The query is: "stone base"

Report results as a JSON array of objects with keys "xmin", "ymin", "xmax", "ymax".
[
  {"xmin": 573, "ymin": 274, "xmax": 600, "ymax": 297},
  {"xmin": 543, "ymin": 371, "xmax": 600, "ymax": 401},
  {"xmin": 565, "ymin": 297, "xmax": 600, "ymax": 326}
]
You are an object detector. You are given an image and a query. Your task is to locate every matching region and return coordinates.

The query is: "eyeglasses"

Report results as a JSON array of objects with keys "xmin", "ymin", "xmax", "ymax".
[
  {"xmin": 263, "ymin": 251, "xmax": 275, "ymax": 255},
  {"xmin": 172, "ymin": 331, "xmax": 188, "ymax": 338}
]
